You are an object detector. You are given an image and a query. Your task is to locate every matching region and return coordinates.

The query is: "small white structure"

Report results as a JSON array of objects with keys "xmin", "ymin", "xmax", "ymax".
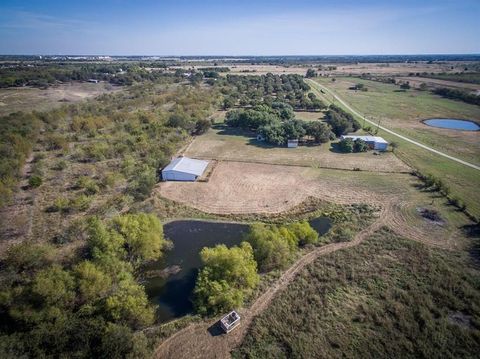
[
  {"xmin": 341, "ymin": 135, "xmax": 389, "ymax": 151},
  {"xmin": 287, "ymin": 139, "xmax": 299, "ymax": 148},
  {"xmin": 256, "ymin": 134, "xmax": 265, "ymax": 141},
  {"xmin": 87, "ymin": 79, "xmax": 99, "ymax": 84},
  {"xmin": 220, "ymin": 310, "xmax": 241, "ymax": 333},
  {"xmin": 162, "ymin": 157, "xmax": 209, "ymax": 181}
]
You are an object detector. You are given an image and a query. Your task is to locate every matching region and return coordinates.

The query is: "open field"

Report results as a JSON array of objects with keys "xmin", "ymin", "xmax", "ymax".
[
  {"xmin": 396, "ymin": 76, "xmax": 480, "ymax": 94},
  {"xmin": 185, "ymin": 125, "xmax": 410, "ymax": 173},
  {"xmin": 0, "ymin": 82, "xmax": 120, "ymax": 115},
  {"xmin": 234, "ymin": 228, "xmax": 480, "ymax": 358},
  {"xmin": 157, "ymin": 161, "xmax": 471, "ymax": 248},
  {"xmin": 311, "ymin": 77, "xmax": 480, "ymax": 165},
  {"xmin": 308, "ymin": 77, "xmax": 480, "ymax": 218}
]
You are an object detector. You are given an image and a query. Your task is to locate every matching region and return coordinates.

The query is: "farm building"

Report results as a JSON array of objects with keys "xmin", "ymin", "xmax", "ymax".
[
  {"xmin": 287, "ymin": 139, "xmax": 299, "ymax": 148},
  {"xmin": 220, "ymin": 311, "xmax": 241, "ymax": 333},
  {"xmin": 162, "ymin": 157, "xmax": 209, "ymax": 181},
  {"xmin": 341, "ymin": 135, "xmax": 389, "ymax": 151}
]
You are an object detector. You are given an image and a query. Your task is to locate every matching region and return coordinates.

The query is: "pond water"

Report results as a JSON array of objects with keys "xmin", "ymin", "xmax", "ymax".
[
  {"xmin": 423, "ymin": 118, "xmax": 480, "ymax": 131},
  {"xmin": 145, "ymin": 218, "xmax": 331, "ymax": 323}
]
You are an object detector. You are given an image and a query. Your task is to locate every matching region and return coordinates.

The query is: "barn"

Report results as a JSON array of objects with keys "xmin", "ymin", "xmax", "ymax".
[
  {"xmin": 162, "ymin": 157, "xmax": 209, "ymax": 181},
  {"xmin": 341, "ymin": 135, "xmax": 389, "ymax": 151}
]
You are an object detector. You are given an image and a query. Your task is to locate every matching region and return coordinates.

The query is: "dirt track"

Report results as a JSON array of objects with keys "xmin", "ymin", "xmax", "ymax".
[{"xmin": 154, "ymin": 208, "xmax": 388, "ymax": 359}]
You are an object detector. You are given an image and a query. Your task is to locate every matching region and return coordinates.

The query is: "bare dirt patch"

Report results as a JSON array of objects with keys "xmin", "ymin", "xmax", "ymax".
[{"xmin": 0, "ymin": 82, "xmax": 121, "ymax": 115}]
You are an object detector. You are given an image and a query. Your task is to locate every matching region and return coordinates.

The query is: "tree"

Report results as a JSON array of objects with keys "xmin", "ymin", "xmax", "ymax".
[
  {"xmin": 74, "ymin": 261, "xmax": 112, "ymax": 303},
  {"xmin": 194, "ymin": 242, "xmax": 259, "ymax": 315},
  {"xmin": 390, "ymin": 141, "xmax": 399, "ymax": 153},
  {"xmin": 305, "ymin": 122, "xmax": 331, "ymax": 143},
  {"xmin": 105, "ymin": 277, "xmax": 155, "ymax": 328},
  {"xmin": 113, "ymin": 213, "xmax": 166, "ymax": 265},
  {"xmin": 245, "ymin": 223, "xmax": 296, "ymax": 272},
  {"xmin": 32, "ymin": 265, "xmax": 75, "ymax": 307},
  {"xmin": 338, "ymin": 138, "xmax": 354, "ymax": 153},
  {"xmin": 195, "ymin": 118, "xmax": 211, "ymax": 135},
  {"xmin": 353, "ymin": 138, "xmax": 368, "ymax": 152},
  {"xmin": 285, "ymin": 221, "xmax": 319, "ymax": 246},
  {"xmin": 305, "ymin": 69, "xmax": 317, "ymax": 78},
  {"xmin": 400, "ymin": 82, "xmax": 410, "ymax": 90}
]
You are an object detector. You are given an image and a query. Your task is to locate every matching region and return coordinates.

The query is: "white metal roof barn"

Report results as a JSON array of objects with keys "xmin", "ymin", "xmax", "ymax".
[
  {"xmin": 341, "ymin": 135, "xmax": 389, "ymax": 151},
  {"xmin": 162, "ymin": 157, "xmax": 209, "ymax": 181}
]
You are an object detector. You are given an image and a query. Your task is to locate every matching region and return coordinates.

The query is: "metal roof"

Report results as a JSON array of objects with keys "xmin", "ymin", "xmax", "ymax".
[
  {"xmin": 341, "ymin": 135, "xmax": 388, "ymax": 144},
  {"xmin": 162, "ymin": 157, "xmax": 209, "ymax": 176}
]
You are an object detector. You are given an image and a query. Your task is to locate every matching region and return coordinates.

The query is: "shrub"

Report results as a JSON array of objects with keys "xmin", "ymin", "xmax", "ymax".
[
  {"xmin": 53, "ymin": 160, "xmax": 67, "ymax": 171},
  {"xmin": 48, "ymin": 197, "xmax": 70, "ymax": 213},
  {"xmin": 28, "ymin": 175, "xmax": 43, "ymax": 188},
  {"xmin": 128, "ymin": 166, "xmax": 156, "ymax": 200},
  {"xmin": 353, "ymin": 139, "xmax": 368, "ymax": 152},
  {"xmin": 70, "ymin": 194, "xmax": 92, "ymax": 212}
]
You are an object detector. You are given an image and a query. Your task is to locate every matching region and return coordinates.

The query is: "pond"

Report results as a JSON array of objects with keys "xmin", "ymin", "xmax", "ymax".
[
  {"xmin": 145, "ymin": 218, "xmax": 331, "ymax": 323},
  {"xmin": 423, "ymin": 118, "xmax": 480, "ymax": 131}
]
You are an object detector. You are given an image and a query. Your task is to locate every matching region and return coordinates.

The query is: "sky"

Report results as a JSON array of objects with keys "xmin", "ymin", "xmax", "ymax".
[{"xmin": 0, "ymin": 0, "xmax": 479, "ymax": 55}]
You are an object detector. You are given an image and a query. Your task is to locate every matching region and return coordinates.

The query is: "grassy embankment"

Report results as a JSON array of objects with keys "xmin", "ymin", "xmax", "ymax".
[{"xmin": 234, "ymin": 228, "xmax": 480, "ymax": 358}]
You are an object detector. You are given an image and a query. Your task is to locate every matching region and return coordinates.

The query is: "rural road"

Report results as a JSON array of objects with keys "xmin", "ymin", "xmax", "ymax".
[{"xmin": 306, "ymin": 79, "xmax": 480, "ymax": 171}]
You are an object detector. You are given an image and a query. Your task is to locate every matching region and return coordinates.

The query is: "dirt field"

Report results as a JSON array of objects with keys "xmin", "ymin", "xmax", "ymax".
[
  {"xmin": 184, "ymin": 125, "xmax": 410, "ymax": 173},
  {"xmin": 0, "ymin": 82, "xmax": 121, "ymax": 115}
]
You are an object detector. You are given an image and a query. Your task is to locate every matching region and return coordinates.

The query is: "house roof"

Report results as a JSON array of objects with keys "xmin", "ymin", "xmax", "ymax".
[
  {"xmin": 162, "ymin": 157, "xmax": 209, "ymax": 176},
  {"xmin": 341, "ymin": 135, "xmax": 388, "ymax": 144}
]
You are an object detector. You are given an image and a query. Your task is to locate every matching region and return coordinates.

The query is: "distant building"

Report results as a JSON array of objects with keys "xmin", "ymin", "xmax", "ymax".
[
  {"xmin": 162, "ymin": 156, "xmax": 209, "ymax": 181},
  {"xmin": 341, "ymin": 135, "xmax": 389, "ymax": 151},
  {"xmin": 87, "ymin": 79, "xmax": 99, "ymax": 83},
  {"xmin": 287, "ymin": 139, "xmax": 299, "ymax": 148}
]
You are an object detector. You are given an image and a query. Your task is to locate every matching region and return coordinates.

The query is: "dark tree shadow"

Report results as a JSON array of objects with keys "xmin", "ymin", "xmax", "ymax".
[{"xmin": 207, "ymin": 321, "xmax": 225, "ymax": 337}]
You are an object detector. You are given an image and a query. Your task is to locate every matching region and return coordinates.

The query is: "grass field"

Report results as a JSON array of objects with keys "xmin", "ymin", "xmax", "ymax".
[
  {"xmin": 0, "ymin": 82, "xmax": 120, "ymax": 116},
  {"xmin": 157, "ymin": 161, "xmax": 472, "ymax": 249},
  {"xmin": 185, "ymin": 124, "xmax": 409, "ymax": 173},
  {"xmin": 234, "ymin": 228, "xmax": 480, "ymax": 358},
  {"xmin": 309, "ymin": 77, "xmax": 480, "ymax": 218}
]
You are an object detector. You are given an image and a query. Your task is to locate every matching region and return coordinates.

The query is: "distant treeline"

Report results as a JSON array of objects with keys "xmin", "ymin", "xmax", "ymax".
[
  {"xmin": 0, "ymin": 63, "xmax": 175, "ymax": 88},
  {"xmin": 433, "ymin": 87, "xmax": 480, "ymax": 106}
]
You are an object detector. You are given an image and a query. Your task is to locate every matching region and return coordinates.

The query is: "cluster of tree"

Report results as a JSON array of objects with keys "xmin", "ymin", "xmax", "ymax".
[
  {"xmin": 219, "ymin": 73, "xmax": 325, "ymax": 111},
  {"xmin": 324, "ymin": 105, "xmax": 361, "ymax": 137},
  {"xmin": 245, "ymin": 222, "xmax": 319, "ymax": 272},
  {"xmin": 0, "ymin": 63, "xmax": 176, "ymax": 88},
  {"xmin": 338, "ymin": 138, "xmax": 369, "ymax": 153},
  {"xmin": 198, "ymin": 67, "xmax": 230, "ymax": 73},
  {"xmin": 349, "ymin": 83, "xmax": 368, "ymax": 91},
  {"xmin": 194, "ymin": 242, "xmax": 259, "ymax": 315},
  {"xmin": 0, "ymin": 213, "xmax": 166, "ymax": 358},
  {"xmin": 193, "ymin": 221, "xmax": 320, "ymax": 315},
  {"xmin": 432, "ymin": 87, "xmax": 480, "ymax": 106},
  {"xmin": 226, "ymin": 103, "xmax": 333, "ymax": 146},
  {"xmin": 305, "ymin": 69, "xmax": 317, "ymax": 78}
]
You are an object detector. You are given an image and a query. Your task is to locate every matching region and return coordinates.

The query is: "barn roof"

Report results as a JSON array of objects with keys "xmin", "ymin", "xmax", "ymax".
[
  {"xmin": 163, "ymin": 157, "xmax": 209, "ymax": 176},
  {"xmin": 341, "ymin": 135, "xmax": 388, "ymax": 144}
]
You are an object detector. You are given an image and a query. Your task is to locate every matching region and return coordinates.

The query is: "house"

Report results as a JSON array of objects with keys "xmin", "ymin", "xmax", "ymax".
[
  {"xmin": 220, "ymin": 311, "xmax": 240, "ymax": 333},
  {"xmin": 287, "ymin": 139, "xmax": 299, "ymax": 148},
  {"xmin": 340, "ymin": 135, "xmax": 389, "ymax": 151},
  {"xmin": 162, "ymin": 157, "xmax": 209, "ymax": 181}
]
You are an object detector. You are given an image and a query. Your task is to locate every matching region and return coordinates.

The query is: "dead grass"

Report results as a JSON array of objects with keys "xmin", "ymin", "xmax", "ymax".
[
  {"xmin": 0, "ymin": 82, "xmax": 121, "ymax": 115},
  {"xmin": 184, "ymin": 125, "xmax": 410, "ymax": 173}
]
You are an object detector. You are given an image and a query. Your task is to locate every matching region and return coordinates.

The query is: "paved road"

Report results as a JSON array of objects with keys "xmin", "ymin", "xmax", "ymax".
[{"xmin": 306, "ymin": 79, "xmax": 480, "ymax": 171}]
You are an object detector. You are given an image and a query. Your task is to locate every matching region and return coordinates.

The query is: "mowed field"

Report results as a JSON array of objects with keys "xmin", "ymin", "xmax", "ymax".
[
  {"xmin": 184, "ymin": 123, "xmax": 410, "ymax": 173},
  {"xmin": 157, "ymin": 161, "xmax": 470, "ymax": 248},
  {"xmin": 0, "ymin": 82, "xmax": 120, "ymax": 115}
]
